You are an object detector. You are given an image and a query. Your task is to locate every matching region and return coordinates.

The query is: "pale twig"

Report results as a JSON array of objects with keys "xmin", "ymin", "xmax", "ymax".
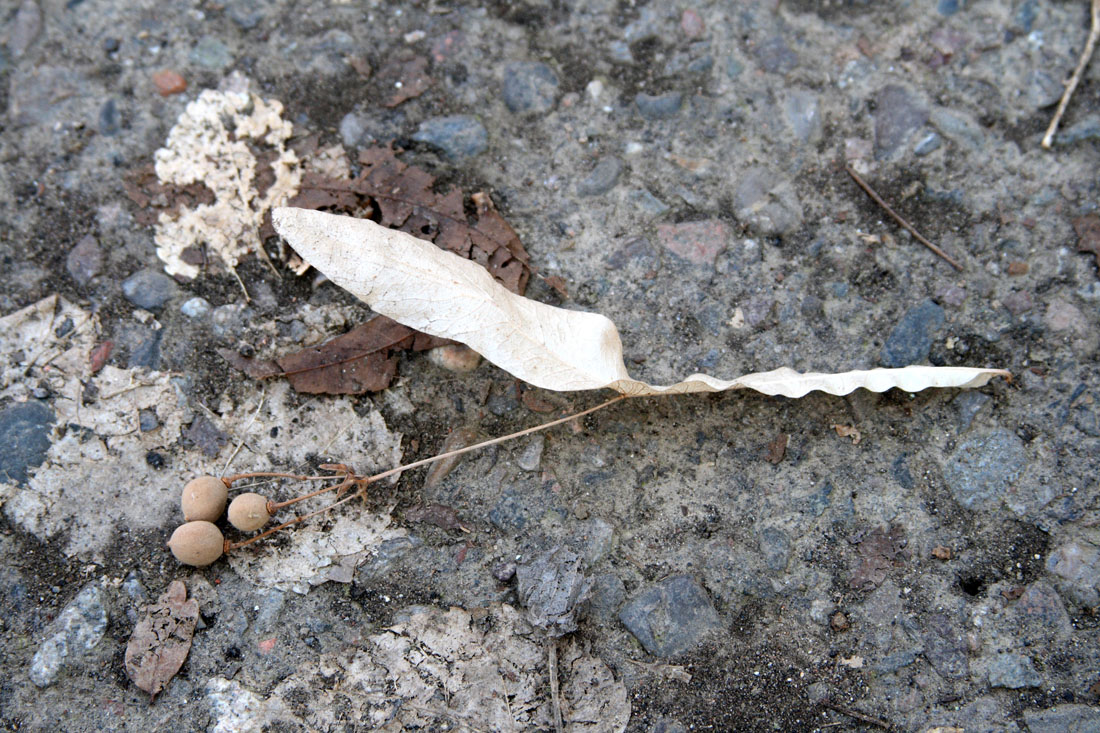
[
  {"xmin": 221, "ymin": 387, "xmax": 266, "ymax": 476},
  {"xmin": 548, "ymin": 640, "xmax": 564, "ymax": 733},
  {"xmin": 1042, "ymin": 0, "xmax": 1100, "ymax": 149},
  {"xmin": 845, "ymin": 164, "xmax": 964, "ymax": 271}
]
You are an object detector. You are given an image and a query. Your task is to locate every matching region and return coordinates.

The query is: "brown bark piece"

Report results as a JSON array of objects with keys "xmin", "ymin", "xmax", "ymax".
[
  {"xmin": 1073, "ymin": 214, "xmax": 1100, "ymax": 269},
  {"xmin": 124, "ymin": 580, "xmax": 199, "ymax": 700},
  {"xmin": 379, "ymin": 55, "xmax": 431, "ymax": 108}
]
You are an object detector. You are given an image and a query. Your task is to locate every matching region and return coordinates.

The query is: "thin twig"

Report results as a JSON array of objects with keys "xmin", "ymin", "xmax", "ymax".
[
  {"xmin": 221, "ymin": 387, "xmax": 266, "ymax": 476},
  {"xmin": 844, "ymin": 164, "xmax": 964, "ymax": 271},
  {"xmin": 820, "ymin": 701, "xmax": 893, "ymax": 730},
  {"xmin": 1042, "ymin": 0, "xmax": 1100, "ymax": 148},
  {"xmin": 363, "ymin": 394, "xmax": 628, "ymax": 485},
  {"xmin": 548, "ymin": 640, "xmax": 564, "ymax": 733}
]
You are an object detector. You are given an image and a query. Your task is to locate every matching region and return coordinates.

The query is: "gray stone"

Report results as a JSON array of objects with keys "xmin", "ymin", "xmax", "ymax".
[
  {"xmin": 914, "ymin": 132, "xmax": 942, "ymax": 156},
  {"xmin": 339, "ymin": 112, "xmax": 367, "ymax": 148},
  {"xmin": 517, "ymin": 435, "xmax": 544, "ymax": 472},
  {"xmin": 1011, "ymin": 582, "xmax": 1072, "ymax": 635},
  {"xmin": 930, "ymin": 107, "xmax": 984, "ymax": 150},
  {"xmin": 128, "ymin": 330, "xmax": 162, "ymax": 369},
  {"xmin": 412, "ymin": 115, "xmax": 488, "ymax": 159},
  {"xmin": 121, "ymin": 269, "xmax": 178, "ymax": 310},
  {"xmin": 588, "ymin": 573, "xmax": 625, "ymax": 619},
  {"xmin": 573, "ymin": 518, "xmax": 614, "ymax": 566},
  {"xmin": 254, "ymin": 590, "xmax": 285, "ymax": 632},
  {"xmin": 987, "ymin": 653, "xmax": 1041, "ymax": 689},
  {"xmin": 686, "ymin": 55, "xmax": 713, "ymax": 74},
  {"xmin": 0, "ymin": 401, "xmax": 54, "ymax": 485},
  {"xmin": 880, "ymin": 299, "xmax": 944, "ymax": 367},
  {"xmin": 874, "ymin": 85, "xmax": 928, "ymax": 160},
  {"xmin": 937, "ymin": 0, "xmax": 961, "ymax": 16},
  {"xmin": 227, "ymin": 0, "xmax": 269, "ymax": 30},
  {"xmin": 758, "ymin": 527, "xmax": 791, "ymax": 573},
  {"xmin": 1045, "ymin": 541, "xmax": 1100, "ymax": 607},
  {"xmin": 629, "ymin": 189, "xmax": 670, "ymax": 217},
  {"xmin": 516, "ymin": 546, "xmax": 592, "ymax": 637},
  {"xmin": 943, "ymin": 428, "xmax": 1027, "ymax": 510},
  {"xmin": 501, "ymin": 62, "xmax": 559, "ymax": 114},
  {"xmin": 577, "ymin": 158, "xmax": 623, "ymax": 196},
  {"xmin": 29, "ymin": 584, "xmax": 108, "ymax": 687},
  {"xmin": 98, "ymin": 98, "xmax": 120, "ymax": 137},
  {"xmin": 211, "ymin": 303, "xmax": 250, "ymax": 338},
  {"xmin": 754, "ymin": 36, "xmax": 797, "ymax": 74},
  {"xmin": 66, "ymin": 234, "xmax": 102, "ymax": 285},
  {"xmin": 6, "ymin": 0, "xmax": 41, "ymax": 59},
  {"xmin": 635, "ymin": 92, "xmax": 683, "ymax": 120},
  {"xmin": 921, "ymin": 613, "xmax": 968, "ymax": 679},
  {"xmin": 607, "ymin": 41, "xmax": 633, "ymax": 64},
  {"xmin": 190, "ymin": 36, "xmax": 232, "ymax": 70},
  {"xmin": 873, "ymin": 649, "xmax": 919, "ymax": 673},
  {"xmin": 953, "ymin": 390, "xmax": 991, "ymax": 431},
  {"xmin": 725, "ymin": 56, "xmax": 744, "ymax": 78},
  {"xmin": 619, "ymin": 575, "xmax": 721, "ymax": 657},
  {"xmin": 733, "ymin": 167, "xmax": 804, "ymax": 236},
  {"xmin": 1015, "ymin": 0, "xmax": 1039, "ymax": 32},
  {"xmin": 1058, "ymin": 115, "xmax": 1100, "ymax": 145},
  {"xmin": 138, "ymin": 408, "xmax": 159, "ymax": 432},
  {"xmin": 1022, "ymin": 704, "xmax": 1100, "ymax": 733},
  {"xmin": 783, "ymin": 90, "xmax": 821, "ymax": 144},
  {"xmin": 1027, "ymin": 69, "xmax": 1064, "ymax": 109},
  {"xmin": 180, "ymin": 297, "xmax": 212, "ymax": 318}
]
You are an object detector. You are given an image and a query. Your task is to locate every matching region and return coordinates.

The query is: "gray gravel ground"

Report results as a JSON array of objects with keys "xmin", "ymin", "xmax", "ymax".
[{"xmin": 1, "ymin": 0, "xmax": 1099, "ymax": 731}]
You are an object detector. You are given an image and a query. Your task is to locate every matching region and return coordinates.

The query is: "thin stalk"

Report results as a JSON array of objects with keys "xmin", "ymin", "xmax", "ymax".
[{"xmin": 226, "ymin": 493, "xmax": 360, "ymax": 551}]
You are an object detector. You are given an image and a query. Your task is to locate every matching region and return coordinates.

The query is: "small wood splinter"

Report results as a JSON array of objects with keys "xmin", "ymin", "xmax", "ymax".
[
  {"xmin": 845, "ymin": 164, "xmax": 964, "ymax": 272},
  {"xmin": 1042, "ymin": 0, "xmax": 1100, "ymax": 149}
]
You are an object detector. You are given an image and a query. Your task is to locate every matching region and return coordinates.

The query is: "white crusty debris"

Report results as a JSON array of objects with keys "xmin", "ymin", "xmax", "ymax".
[{"xmin": 154, "ymin": 80, "xmax": 301, "ymax": 278}]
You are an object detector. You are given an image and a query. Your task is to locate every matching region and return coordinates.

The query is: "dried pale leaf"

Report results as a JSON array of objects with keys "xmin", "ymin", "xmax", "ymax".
[
  {"xmin": 124, "ymin": 580, "xmax": 199, "ymax": 700},
  {"xmin": 273, "ymin": 208, "xmax": 1010, "ymax": 399}
]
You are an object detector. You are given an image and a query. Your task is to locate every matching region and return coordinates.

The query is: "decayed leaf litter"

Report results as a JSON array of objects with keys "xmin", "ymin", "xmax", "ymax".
[{"xmin": 0, "ymin": 294, "xmax": 405, "ymax": 591}]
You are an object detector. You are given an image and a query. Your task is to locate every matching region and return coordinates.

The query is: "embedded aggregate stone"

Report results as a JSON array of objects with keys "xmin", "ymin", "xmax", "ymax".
[
  {"xmin": 0, "ymin": 401, "xmax": 54, "ymax": 485},
  {"xmin": 987, "ymin": 653, "xmax": 1041, "ymax": 689},
  {"xmin": 635, "ymin": 92, "xmax": 683, "ymax": 120},
  {"xmin": 412, "ymin": 115, "xmax": 488, "ymax": 159},
  {"xmin": 942, "ymin": 428, "xmax": 1027, "ymax": 510},
  {"xmin": 619, "ymin": 575, "xmax": 721, "ymax": 657},
  {"xmin": 29, "ymin": 584, "xmax": 108, "ymax": 688},
  {"xmin": 880, "ymin": 299, "xmax": 944, "ymax": 367},
  {"xmin": 874, "ymin": 85, "xmax": 928, "ymax": 159},
  {"xmin": 501, "ymin": 61, "xmax": 559, "ymax": 114},
  {"xmin": 121, "ymin": 269, "xmax": 178, "ymax": 310},
  {"xmin": 576, "ymin": 157, "xmax": 623, "ymax": 197}
]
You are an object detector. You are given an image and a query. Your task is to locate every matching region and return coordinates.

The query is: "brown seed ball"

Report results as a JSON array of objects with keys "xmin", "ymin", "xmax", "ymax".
[
  {"xmin": 181, "ymin": 475, "xmax": 229, "ymax": 522},
  {"xmin": 168, "ymin": 521, "xmax": 224, "ymax": 567},
  {"xmin": 228, "ymin": 492, "xmax": 271, "ymax": 532}
]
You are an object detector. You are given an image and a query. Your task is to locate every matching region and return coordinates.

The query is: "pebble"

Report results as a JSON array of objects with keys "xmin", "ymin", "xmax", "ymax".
[
  {"xmin": 725, "ymin": 55, "xmax": 744, "ymax": 78},
  {"xmin": 629, "ymin": 189, "xmax": 671, "ymax": 217},
  {"xmin": 573, "ymin": 518, "xmax": 614, "ymax": 565},
  {"xmin": 1024, "ymin": 705, "xmax": 1100, "ymax": 733},
  {"xmin": 412, "ymin": 115, "xmax": 488, "ymax": 159},
  {"xmin": 635, "ymin": 92, "xmax": 683, "ymax": 120},
  {"xmin": 733, "ymin": 168, "xmax": 804, "ymax": 235},
  {"xmin": 588, "ymin": 573, "xmax": 625, "ymax": 620},
  {"xmin": 1010, "ymin": 582, "xmax": 1072, "ymax": 635},
  {"xmin": 227, "ymin": 0, "xmax": 268, "ymax": 30},
  {"xmin": 1002, "ymin": 290, "xmax": 1033, "ymax": 315},
  {"xmin": 937, "ymin": 0, "xmax": 960, "ymax": 16},
  {"xmin": 151, "ymin": 69, "xmax": 187, "ymax": 96},
  {"xmin": 987, "ymin": 653, "xmax": 1041, "ymax": 689},
  {"xmin": 874, "ymin": 85, "xmax": 928, "ymax": 160},
  {"xmin": 942, "ymin": 428, "xmax": 1026, "ymax": 510},
  {"xmin": 1044, "ymin": 299, "xmax": 1087, "ymax": 333},
  {"xmin": 180, "ymin": 296, "xmax": 212, "ymax": 318},
  {"xmin": 66, "ymin": 234, "xmax": 102, "ymax": 285},
  {"xmin": 30, "ymin": 583, "xmax": 108, "ymax": 688},
  {"xmin": 758, "ymin": 527, "xmax": 791, "ymax": 573},
  {"xmin": 783, "ymin": 90, "xmax": 821, "ymax": 144},
  {"xmin": 253, "ymin": 590, "xmax": 285, "ymax": 633},
  {"xmin": 190, "ymin": 36, "xmax": 233, "ymax": 70},
  {"xmin": 6, "ymin": 0, "xmax": 41, "ymax": 59},
  {"xmin": 619, "ymin": 575, "xmax": 721, "ymax": 657},
  {"xmin": 501, "ymin": 61, "xmax": 559, "ymax": 114},
  {"xmin": 1027, "ymin": 69, "xmax": 1064, "ymax": 110},
  {"xmin": 0, "ymin": 401, "xmax": 54, "ymax": 485},
  {"xmin": 576, "ymin": 157, "xmax": 623, "ymax": 196},
  {"xmin": 211, "ymin": 303, "xmax": 250, "ymax": 338},
  {"xmin": 656, "ymin": 219, "xmax": 729, "ymax": 266},
  {"xmin": 607, "ymin": 41, "xmax": 633, "ymax": 64},
  {"xmin": 921, "ymin": 613, "xmax": 968, "ymax": 679},
  {"xmin": 1045, "ymin": 541, "xmax": 1100, "ymax": 607},
  {"xmin": 517, "ymin": 435, "xmax": 544, "ymax": 472},
  {"xmin": 914, "ymin": 131, "xmax": 942, "ymax": 156},
  {"xmin": 880, "ymin": 298, "xmax": 944, "ymax": 367},
  {"xmin": 128, "ymin": 331, "xmax": 162, "ymax": 370},
  {"xmin": 138, "ymin": 408, "xmax": 159, "ymax": 432},
  {"xmin": 122, "ymin": 269, "xmax": 177, "ymax": 310},
  {"xmin": 339, "ymin": 112, "xmax": 366, "ymax": 148},
  {"xmin": 930, "ymin": 107, "xmax": 984, "ymax": 151},
  {"xmin": 952, "ymin": 391, "xmax": 990, "ymax": 431},
  {"xmin": 98, "ymin": 98, "xmax": 120, "ymax": 136},
  {"xmin": 754, "ymin": 36, "xmax": 797, "ymax": 74},
  {"xmin": 427, "ymin": 344, "xmax": 481, "ymax": 373},
  {"xmin": 680, "ymin": 9, "xmax": 704, "ymax": 38}
]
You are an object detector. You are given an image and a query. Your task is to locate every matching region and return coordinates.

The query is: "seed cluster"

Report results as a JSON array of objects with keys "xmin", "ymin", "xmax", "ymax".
[{"xmin": 168, "ymin": 475, "xmax": 273, "ymax": 567}]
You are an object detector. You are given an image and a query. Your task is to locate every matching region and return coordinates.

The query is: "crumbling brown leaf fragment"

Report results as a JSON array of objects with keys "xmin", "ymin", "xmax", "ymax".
[
  {"xmin": 404, "ymin": 503, "xmax": 468, "ymax": 532},
  {"xmin": 124, "ymin": 580, "xmax": 199, "ymax": 700},
  {"xmin": 273, "ymin": 317, "xmax": 450, "ymax": 395},
  {"xmin": 831, "ymin": 423, "xmax": 862, "ymax": 444},
  {"xmin": 124, "ymin": 163, "xmax": 215, "ymax": 228},
  {"xmin": 764, "ymin": 433, "xmax": 788, "ymax": 464},
  {"xmin": 1073, "ymin": 214, "xmax": 1100, "ymax": 269},
  {"xmin": 848, "ymin": 524, "xmax": 909, "ymax": 590},
  {"xmin": 379, "ymin": 54, "xmax": 431, "ymax": 107}
]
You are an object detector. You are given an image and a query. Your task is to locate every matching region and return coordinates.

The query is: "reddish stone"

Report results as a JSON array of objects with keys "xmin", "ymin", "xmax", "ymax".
[
  {"xmin": 681, "ymin": 9, "xmax": 704, "ymax": 38},
  {"xmin": 656, "ymin": 219, "xmax": 728, "ymax": 266},
  {"xmin": 152, "ymin": 70, "xmax": 187, "ymax": 96},
  {"xmin": 1006, "ymin": 261, "xmax": 1029, "ymax": 276}
]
